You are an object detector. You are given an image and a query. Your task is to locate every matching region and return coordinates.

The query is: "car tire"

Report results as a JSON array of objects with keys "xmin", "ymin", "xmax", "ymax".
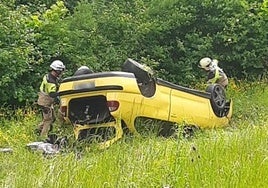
[
  {"xmin": 122, "ymin": 58, "xmax": 153, "ymax": 83},
  {"xmin": 122, "ymin": 58, "xmax": 156, "ymax": 97},
  {"xmin": 206, "ymin": 84, "xmax": 226, "ymax": 117}
]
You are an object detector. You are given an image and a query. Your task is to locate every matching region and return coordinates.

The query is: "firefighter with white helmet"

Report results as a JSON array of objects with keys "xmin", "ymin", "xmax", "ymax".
[
  {"xmin": 49, "ymin": 60, "xmax": 65, "ymax": 71},
  {"xmin": 36, "ymin": 60, "xmax": 66, "ymax": 138},
  {"xmin": 199, "ymin": 57, "xmax": 228, "ymax": 88},
  {"xmin": 73, "ymin": 65, "xmax": 94, "ymax": 76}
]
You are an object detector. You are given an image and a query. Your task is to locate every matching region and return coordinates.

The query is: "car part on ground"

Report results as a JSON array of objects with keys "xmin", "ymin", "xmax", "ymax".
[
  {"xmin": 58, "ymin": 58, "xmax": 233, "ymax": 148},
  {"xmin": 0, "ymin": 148, "xmax": 13, "ymax": 153},
  {"xmin": 26, "ymin": 134, "xmax": 68, "ymax": 155},
  {"xmin": 26, "ymin": 142, "xmax": 60, "ymax": 155}
]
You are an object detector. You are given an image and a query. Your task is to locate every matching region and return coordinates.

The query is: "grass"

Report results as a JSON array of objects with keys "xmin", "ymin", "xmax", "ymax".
[{"xmin": 0, "ymin": 80, "xmax": 268, "ymax": 188}]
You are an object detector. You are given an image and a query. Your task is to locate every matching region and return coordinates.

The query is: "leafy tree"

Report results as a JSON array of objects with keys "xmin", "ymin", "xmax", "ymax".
[
  {"xmin": 0, "ymin": 0, "xmax": 267, "ymax": 106},
  {"xmin": 0, "ymin": 3, "xmax": 36, "ymax": 105},
  {"xmin": 62, "ymin": 0, "xmax": 150, "ymax": 72},
  {"xmin": 15, "ymin": 0, "xmax": 79, "ymax": 13},
  {"xmin": 0, "ymin": 1, "xmax": 69, "ymax": 105},
  {"xmin": 136, "ymin": 0, "xmax": 268, "ymax": 83}
]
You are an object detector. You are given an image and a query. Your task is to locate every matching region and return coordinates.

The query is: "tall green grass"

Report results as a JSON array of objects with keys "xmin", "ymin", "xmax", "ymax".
[{"xmin": 1, "ymin": 80, "xmax": 268, "ymax": 187}]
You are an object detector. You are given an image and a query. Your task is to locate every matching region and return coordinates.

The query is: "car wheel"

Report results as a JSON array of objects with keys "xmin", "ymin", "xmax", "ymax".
[
  {"xmin": 122, "ymin": 58, "xmax": 156, "ymax": 97},
  {"xmin": 206, "ymin": 84, "xmax": 226, "ymax": 117},
  {"xmin": 122, "ymin": 58, "xmax": 153, "ymax": 83}
]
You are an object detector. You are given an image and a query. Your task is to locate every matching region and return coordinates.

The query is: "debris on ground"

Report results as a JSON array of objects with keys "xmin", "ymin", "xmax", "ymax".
[
  {"xmin": 26, "ymin": 142, "xmax": 60, "ymax": 155},
  {"xmin": 0, "ymin": 148, "xmax": 13, "ymax": 153},
  {"xmin": 26, "ymin": 134, "xmax": 68, "ymax": 155}
]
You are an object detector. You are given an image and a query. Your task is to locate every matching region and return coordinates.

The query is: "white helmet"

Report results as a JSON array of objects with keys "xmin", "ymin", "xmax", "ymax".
[
  {"xmin": 199, "ymin": 57, "xmax": 212, "ymax": 70},
  {"xmin": 50, "ymin": 60, "xmax": 65, "ymax": 71},
  {"xmin": 77, "ymin": 65, "xmax": 90, "ymax": 71},
  {"xmin": 211, "ymin": 59, "xmax": 218, "ymax": 66},
  {"xmin": 73, "ymin": 65, "xmax": 93, "ymax": 76}
]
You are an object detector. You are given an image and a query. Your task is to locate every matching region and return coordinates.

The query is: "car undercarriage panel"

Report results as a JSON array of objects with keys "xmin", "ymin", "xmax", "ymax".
[{"xmin": 68, "ymin": 95, "xmax": 113, "ymax": 125}]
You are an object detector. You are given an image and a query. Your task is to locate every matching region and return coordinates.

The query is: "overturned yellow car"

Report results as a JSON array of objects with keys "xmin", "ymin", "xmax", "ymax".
[{"xmin": 59, "ymin": 58, "xmax": 232, "ymax": 147}]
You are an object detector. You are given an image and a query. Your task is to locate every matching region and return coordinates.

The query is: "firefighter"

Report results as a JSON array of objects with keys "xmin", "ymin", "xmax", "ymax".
[
  {"xmin": 36, "ymin": 60, "xmax": 65, "ymax": 138},
  {"xmin": 73, "ymin": 65, "xmax": 93, "ymax": 76},
  {"xmin": 199, "ymin": 57, "xmax": 228, "ymax": 88}
]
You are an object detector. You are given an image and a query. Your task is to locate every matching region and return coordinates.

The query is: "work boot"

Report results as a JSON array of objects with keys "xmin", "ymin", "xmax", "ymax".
[{"xmin": 45, "ymin": 133, "xmax": 58, "ymax": 144}]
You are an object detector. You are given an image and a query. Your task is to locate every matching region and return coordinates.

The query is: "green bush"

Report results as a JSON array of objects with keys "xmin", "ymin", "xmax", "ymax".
[{"xmin": 0, "ymin": 0, "xmax": 267, "ymax": 106}]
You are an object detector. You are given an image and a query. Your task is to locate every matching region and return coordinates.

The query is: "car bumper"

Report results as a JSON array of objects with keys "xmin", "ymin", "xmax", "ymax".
[{"xmin": 73, "ymin": 118, "xmax": 123, "ymax": 149}]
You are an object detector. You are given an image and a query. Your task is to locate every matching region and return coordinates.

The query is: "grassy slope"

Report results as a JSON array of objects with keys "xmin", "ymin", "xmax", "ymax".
[{"xmin": 0, "ymin": 81, "xmax": 268, "ymax": 188}]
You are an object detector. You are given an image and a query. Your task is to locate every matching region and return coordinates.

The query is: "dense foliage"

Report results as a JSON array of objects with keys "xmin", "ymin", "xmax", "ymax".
[{"xmin": 0, "ymin": 0, "xmax": 267, "ymax": 105}]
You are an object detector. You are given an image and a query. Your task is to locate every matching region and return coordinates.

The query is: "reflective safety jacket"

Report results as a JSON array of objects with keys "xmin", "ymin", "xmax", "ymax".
[
  {"xmin": 207, "ymin": 66, "xmax": 228, "ymax": 88},
  {"xmin": 39, "ymin": 72, "xmax": 59, "ymax": 98}
]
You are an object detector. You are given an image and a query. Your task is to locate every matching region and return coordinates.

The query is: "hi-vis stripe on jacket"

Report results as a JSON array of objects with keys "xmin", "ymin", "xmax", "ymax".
[{"xmin": 40, "ymin": 74, "xmax": 57, "ymax": 94}]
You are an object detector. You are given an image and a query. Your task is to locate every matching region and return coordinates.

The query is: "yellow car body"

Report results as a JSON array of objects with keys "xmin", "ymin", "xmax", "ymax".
[{"xmin": 59, "ymin": 59, "xmax": 232, "ymax": 147}]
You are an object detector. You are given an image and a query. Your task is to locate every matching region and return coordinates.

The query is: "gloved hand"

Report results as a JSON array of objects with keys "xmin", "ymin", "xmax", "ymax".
[{"xmin": 54, "ymin": 96, "xmax": 61, "ymax": 104}]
